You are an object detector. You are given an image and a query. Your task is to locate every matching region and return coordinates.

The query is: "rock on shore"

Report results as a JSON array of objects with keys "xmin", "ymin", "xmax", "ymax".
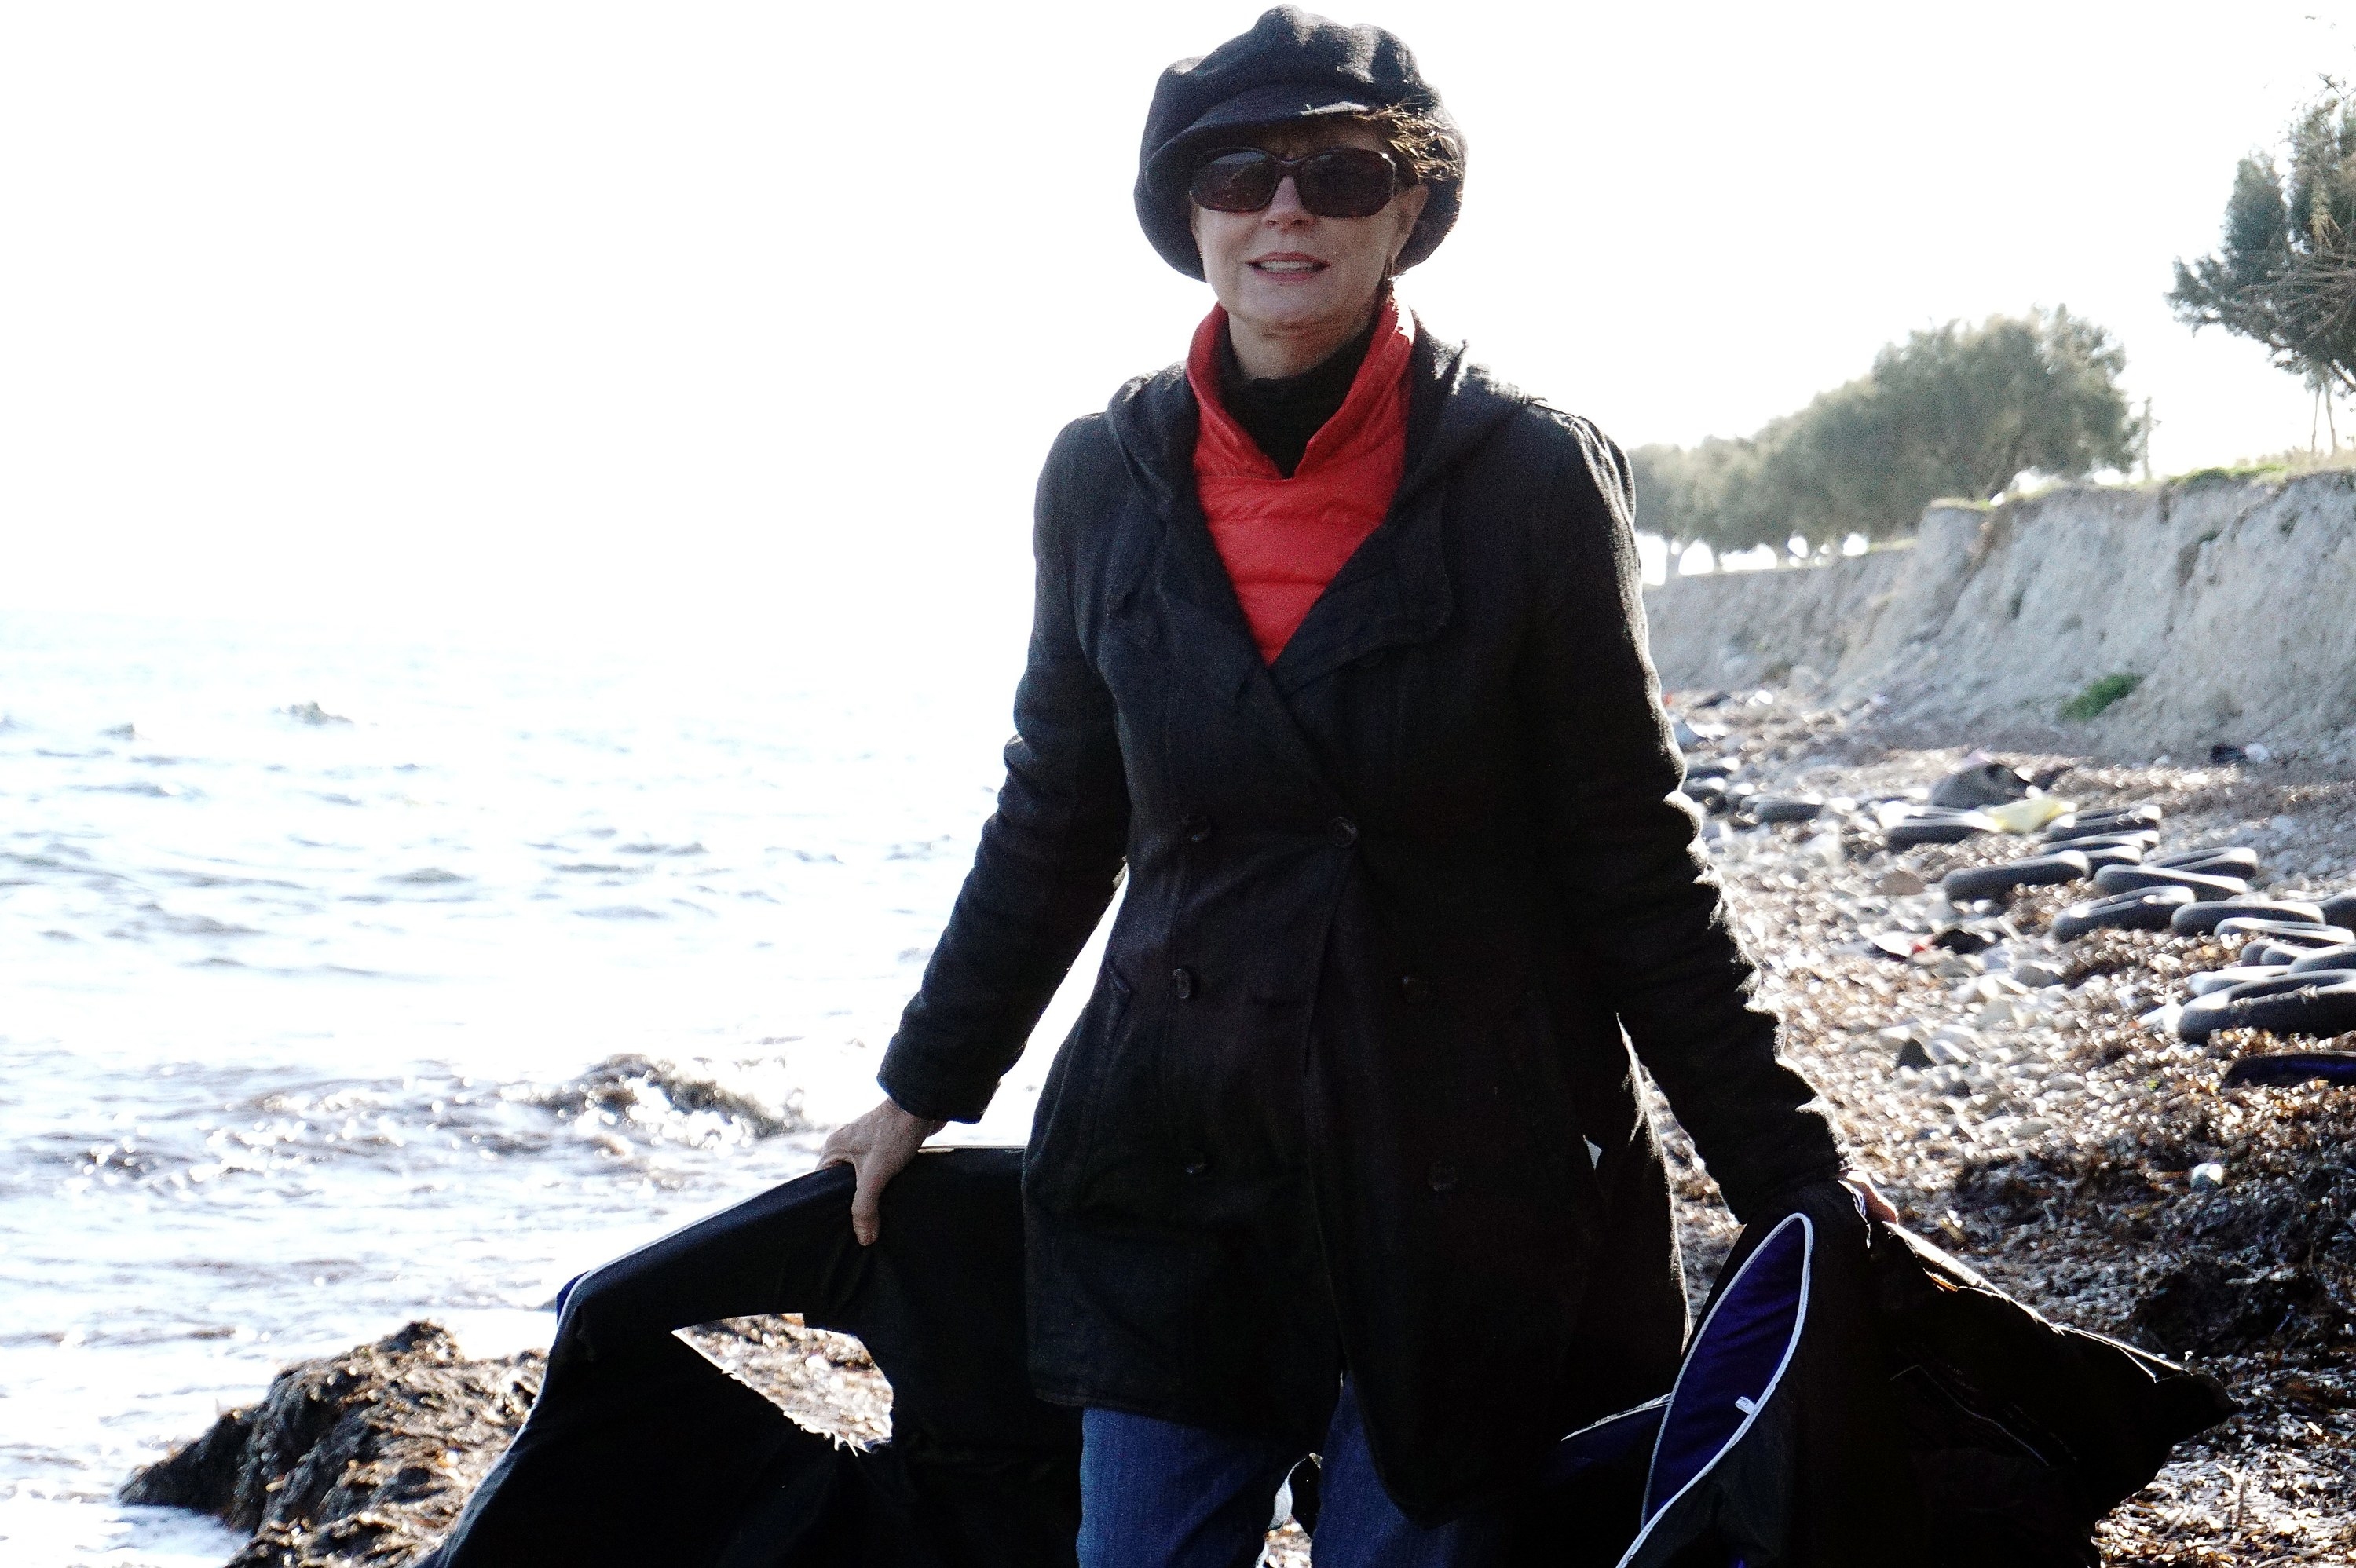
[{"xmin": 121, "ymin": 1317, "xmax": 884, "ymax": 1566}]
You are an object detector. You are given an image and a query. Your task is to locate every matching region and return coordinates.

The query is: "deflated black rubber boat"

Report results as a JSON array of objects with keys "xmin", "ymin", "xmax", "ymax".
[{"xmin": 415, "ymin": 1159, "xmax": 2229, "ymax": 1568}]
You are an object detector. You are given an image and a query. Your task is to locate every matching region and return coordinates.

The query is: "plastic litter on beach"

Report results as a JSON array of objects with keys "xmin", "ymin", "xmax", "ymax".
[{"xmin": 2221, "ymin": 1051, "xmax": 2356, "ymax": 1089}]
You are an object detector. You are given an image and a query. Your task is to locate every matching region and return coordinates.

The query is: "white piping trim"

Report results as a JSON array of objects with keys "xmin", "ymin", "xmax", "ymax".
[{"xmin": 1612, "ymin": 1211, "xmax": 1815, "ymax": 1568}]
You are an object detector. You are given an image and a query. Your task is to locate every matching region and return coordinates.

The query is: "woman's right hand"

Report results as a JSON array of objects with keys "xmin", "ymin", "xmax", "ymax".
[{"xmin": 818, "ymin": 1098, "xmax": 946, "ymax": 1246}]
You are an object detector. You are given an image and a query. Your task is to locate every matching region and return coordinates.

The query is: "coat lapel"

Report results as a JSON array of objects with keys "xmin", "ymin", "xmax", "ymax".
[
  {"xmin": 1109, "ymin": 367, "xmax": 1344, "ymax": 805},
  {"xmin": 1103, "ymin": 330, "xmax": 1532, "ymax": 791}
]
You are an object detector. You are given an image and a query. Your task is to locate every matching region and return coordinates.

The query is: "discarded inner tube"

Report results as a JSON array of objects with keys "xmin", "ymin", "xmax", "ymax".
[
  {"xmin": 2186, "ymin": 965, "xmax": 2288, "ymax": 996},
  {"xmin": 2091, "ymin": 864, "xmax": 2252, "ymax": 902},
  {"xmin": 2222, "ymin": 1051, "xmax": 2356, "ymax": 1089},
  {"xmin": 1886, "ymin": 811, "xmax": 1999, "ymax": 848},
  {"xmin": 2177, "ymin": 969, "xmax": 2356, "ymax": 1042},
  {"xmin": 2215, "ymin": 918, "xmax": 2356, "ymax": 945},
  {"xmin": 2147, "ymin": 846, "xmax": 2261, "ymax": 878},
  {"xmin": 1749, "ymin": 795, "xmax": 1825, "ymax": 824},
  {"xmin": 2318, "ymin": 891, "xmax": 2356, "ymax": 929},
  {"xmin": 2050, "ymin": 885, "xmax": 2196, "ymax": 941},
  {"xmin": 2289, "ymin": 943, "xmax": 2356, "ymax": 974},
  {"xmin": 2047, "ymin": 806, "xmax": 2164, "ymax": 842},
  {"xmin": 2078, "ymin": 845, "xmax": 2146, "ymax": 871},
  {"xmin": 2248, "ymin": 931, "xmax": 2356, "ymax": 966},
  {"xmin": 2042, "ymin": 830, "xmax": 2160, "ymax": 853},
  {"xmin": 1941, "ymin": 851, "xmax": 2092, "ymax": 903},
  {"xmin": 2169, "ymin": 897, "xmax": 2325, "ymax": 935}
]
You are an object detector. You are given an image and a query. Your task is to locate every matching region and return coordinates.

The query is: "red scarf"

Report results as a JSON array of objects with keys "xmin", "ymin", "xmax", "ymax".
[{"xmin": 1186, "ymin": 298, "xmax": 1415, "ymax": 664}]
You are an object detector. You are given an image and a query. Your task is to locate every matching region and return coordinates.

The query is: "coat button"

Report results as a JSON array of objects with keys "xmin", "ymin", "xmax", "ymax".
[
  {"xmin": 1180, "ymin": 813, "xmax": 1213, "ymax": 843},
  {"xmin": 1400, "ymin": 975, "xmax": 1432, "ymax": 1005},
  {"xmin": 1326, "ymin": 817, "xmax": 1359, "ymax": 848},
  {"xmin": 1171, "ymin": 967, "xmax": 1196, "ymax": 1000},
  {"xmin": 1426, "ymin": 1161, "xmax": 1459, "ymax": 1193},
  {"xmin": 1182, "ymin": 1157, "xmax": 1209, "ymax": 1178}
]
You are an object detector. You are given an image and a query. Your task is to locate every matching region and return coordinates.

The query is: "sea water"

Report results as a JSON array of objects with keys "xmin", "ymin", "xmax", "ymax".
[{"xmin": 0, "ymin": 609, "xmax": 1087, "ymax": 1566}]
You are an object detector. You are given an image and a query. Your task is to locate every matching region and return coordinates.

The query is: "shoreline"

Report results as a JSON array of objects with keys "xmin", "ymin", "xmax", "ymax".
[{"xmin": 125, "ymin": 689, "xmax": 2355, "ymax": 1565}]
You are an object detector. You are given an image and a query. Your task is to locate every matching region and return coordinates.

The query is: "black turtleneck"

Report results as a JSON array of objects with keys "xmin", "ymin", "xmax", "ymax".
[{"xmin": 1215, "ymin": 313, "xmax": 1380, "ymax": 477}]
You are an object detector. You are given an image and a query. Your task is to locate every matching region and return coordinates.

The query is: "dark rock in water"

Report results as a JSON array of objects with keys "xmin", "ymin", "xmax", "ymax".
[
  {"xmin": 280, "ymin": 701, "xmax": 353, "ymax": 726},
  {"xmin": 121, "ymin": 1321, "xmax": 542, "ymax": 1566},
  {"xmin": 2131, "ymin": 1259, "xmax": 2322, "ymax": 1355},
  {"xmin": 1896, "ymin": 1038, "xmax": 1936, "ymax": 1071}
]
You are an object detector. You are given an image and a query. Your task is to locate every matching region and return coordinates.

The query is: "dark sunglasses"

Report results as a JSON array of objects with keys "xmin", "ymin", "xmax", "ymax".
[{"xmin": 1187, "ymin": 146, "xmax": 1405, "ymax": 219}]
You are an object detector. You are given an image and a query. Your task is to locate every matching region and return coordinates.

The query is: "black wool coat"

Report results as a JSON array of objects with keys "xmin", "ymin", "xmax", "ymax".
[{"xmin": 877, "ymin": 327, "xmax": 1843, "ymax": 1522}]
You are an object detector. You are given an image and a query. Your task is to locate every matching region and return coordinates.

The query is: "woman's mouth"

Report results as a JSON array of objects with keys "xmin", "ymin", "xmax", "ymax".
[{"xmin": 1249, "ymin": 255, "xmax": 1327, "ymax": 276}]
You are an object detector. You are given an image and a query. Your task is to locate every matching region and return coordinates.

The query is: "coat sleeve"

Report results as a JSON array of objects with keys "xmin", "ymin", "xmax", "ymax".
[
  {"xmin": 876, "ymin": 422, "xmax": 1132, "ymax": 1123},
  {"xmin": 1514, "ymin": 411, "xmax": 1844, "ymax": 1219}
]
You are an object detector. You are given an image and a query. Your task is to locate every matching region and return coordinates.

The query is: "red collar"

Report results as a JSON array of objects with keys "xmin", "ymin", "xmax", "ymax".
[{"xmin": 1185, "ymin": 296, "xmax": 1415, "ymax": 480}]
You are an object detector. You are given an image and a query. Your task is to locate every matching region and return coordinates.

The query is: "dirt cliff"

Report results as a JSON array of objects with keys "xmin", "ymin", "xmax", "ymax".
[{"xmin": 1642, "ymin": 468, "xmax": 2356, "ymax": 764}]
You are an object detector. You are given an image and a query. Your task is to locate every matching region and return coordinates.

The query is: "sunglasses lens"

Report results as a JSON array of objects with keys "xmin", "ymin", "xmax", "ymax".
[
  {"xmin": 1296, "ymin": 149, "xmax": 1399, "ymax": 218},
  {"xmin": 1190, "ymin": 152, "xmax": 1282, "ymax": 213}
]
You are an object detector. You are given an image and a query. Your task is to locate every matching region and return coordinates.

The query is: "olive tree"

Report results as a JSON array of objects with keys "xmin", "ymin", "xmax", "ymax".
[{"xmin": 2169, "ymin": 81, "xmax": 2356, "ymax": 427}]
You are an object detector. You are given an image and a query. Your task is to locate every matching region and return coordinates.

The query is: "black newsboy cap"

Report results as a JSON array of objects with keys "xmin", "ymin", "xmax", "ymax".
[{"xmin": 1135, "ymin": 6, "xmax": 1462, "ymax": 280}]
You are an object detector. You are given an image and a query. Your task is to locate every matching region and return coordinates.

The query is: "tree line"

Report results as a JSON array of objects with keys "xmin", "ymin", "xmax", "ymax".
[
  {"xmin": 1633, "ymin": 75, "xmax": 2353, "ymax": 563},
  {"xmin": 1628, "ymin": 309, "xmax": 2145, "ymax": 560}
]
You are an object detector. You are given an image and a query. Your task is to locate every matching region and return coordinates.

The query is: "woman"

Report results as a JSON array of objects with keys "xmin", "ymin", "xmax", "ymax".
[{"xmin": 822, "ymin": 9, "xmax": 1875, "ymax": 1566}]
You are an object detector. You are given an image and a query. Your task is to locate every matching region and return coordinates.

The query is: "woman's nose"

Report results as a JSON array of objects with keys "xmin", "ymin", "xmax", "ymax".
[{"xmin": 1263, "ymin": 175, "xmax": 1312, "ymax": 224}]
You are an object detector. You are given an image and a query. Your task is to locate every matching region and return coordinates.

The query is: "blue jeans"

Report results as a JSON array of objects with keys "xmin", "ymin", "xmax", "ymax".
[{"xmin": 1077, "ymin": 1382, "xmax": 1505, "ymax": 1568}]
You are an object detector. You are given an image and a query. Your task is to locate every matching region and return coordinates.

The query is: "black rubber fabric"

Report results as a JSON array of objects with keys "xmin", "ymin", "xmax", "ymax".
[
  {"xmin": 2147, "ymin": 847, "xmax": 2260, "ymax": 877},
  {"xmin": 2248, "ymin": 933, "xmax": 2356, "ymax": 965},
  {"xmin": 2222, "ymin": 1051, "xmax": 2356, "ymax": 1088},
  {"xmin": 2217, "ymin": 919, "xmax": 2356, "ymax": 946},
  {"xmin": 1886, "ymin": 812, "xmax": 1996, "ymax": 848},
  {"xmin": 2320, "ymin": 891, "xmax": 2356, "ymax": 929},
  {"xmin": 2043, "ymin": 831, "xmax": 2158, "ymax": 853},
  {"xmin": 2080, "ymin": 846, "xmax": 2146, "ymax": 871},
  {"xmin": 1941, "ymin": 852, "xmax": 2091, "ymax": 903},
  {"xmin": 2051, "ymin": 886, "xmax": 2196, "ymax": 941},
  {"xmin": 2047, "ymin": 806, "xmax": 2164, "ymax": 842},
  {"xmin": 1750, "ymin": 796, "xmax": 1825, "ymax": 824},
  {"xmin": 2290, "ymin": 943, "xmax": 2356, "ymax": 974},
  {"xmin": 2170, "ymin": 898, "xmax": 2324, "ymax": 935},
  {"xmin": 2177, "ymin": 970, "xmax": 2356, "ymax": 1042},
  {"xmin": 2093, "ymin": 864, "xmax": 2251, "ymax": 902}
]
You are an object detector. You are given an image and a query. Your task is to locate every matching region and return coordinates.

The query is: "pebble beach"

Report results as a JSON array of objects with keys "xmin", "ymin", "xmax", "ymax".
[{"xmin": 114, "ymin": 681, "xmax": 2356, "ymax": 1566}]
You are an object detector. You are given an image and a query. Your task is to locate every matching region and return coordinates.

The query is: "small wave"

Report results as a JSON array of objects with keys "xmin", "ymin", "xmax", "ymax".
[
  {"xmin": 101, "ymin": 722, "xmax": 137, "ymax": 740},
  {"xmin": 154, "ymin": 912, "xmax": 262, "ymax": 937},
  {"xmin": 280, "ymin": 701, "xmax": 353, "ymax": 726},
  {"xmin": 75, "ymin": 780, "xmax": 187, "ymax": 798},
  {"xmin": 551, "ymin": 862, "xmax": 629, "ymax": 874},
  {"xmin": 536, "ymin": 1055, "xmax": 806, "ymax": 1141},
  {"xmin": 616, "ymin": 841, "xmax": 706, "ymax": 857},
  {"xmin": 576, "ymin": 904, "xmax": 664, "ymax": 920},
  {"xmin": 383, "ymin": 868, "xmax": 468, "ymax": 885}
]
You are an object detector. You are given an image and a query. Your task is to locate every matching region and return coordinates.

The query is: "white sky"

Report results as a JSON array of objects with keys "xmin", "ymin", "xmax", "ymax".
[{"xmin": 2, "ymin": 2, "xmax": 2348, "ymax": 653}]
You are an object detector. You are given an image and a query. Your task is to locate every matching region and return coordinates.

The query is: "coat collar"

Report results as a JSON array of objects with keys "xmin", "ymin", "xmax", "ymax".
[
  {"xmin": 1098, "ymin": 318, "xmax": 1532, "ymax": 800},
  {"xmin": 1103, "ymin": 317, "xmax": 1531, "ymax": 683}
]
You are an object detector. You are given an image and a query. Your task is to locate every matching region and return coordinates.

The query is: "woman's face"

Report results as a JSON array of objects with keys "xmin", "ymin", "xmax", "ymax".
[{"xmin": 1188, "ymin": 121, "xmax": 1429, "ymax": 351}]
